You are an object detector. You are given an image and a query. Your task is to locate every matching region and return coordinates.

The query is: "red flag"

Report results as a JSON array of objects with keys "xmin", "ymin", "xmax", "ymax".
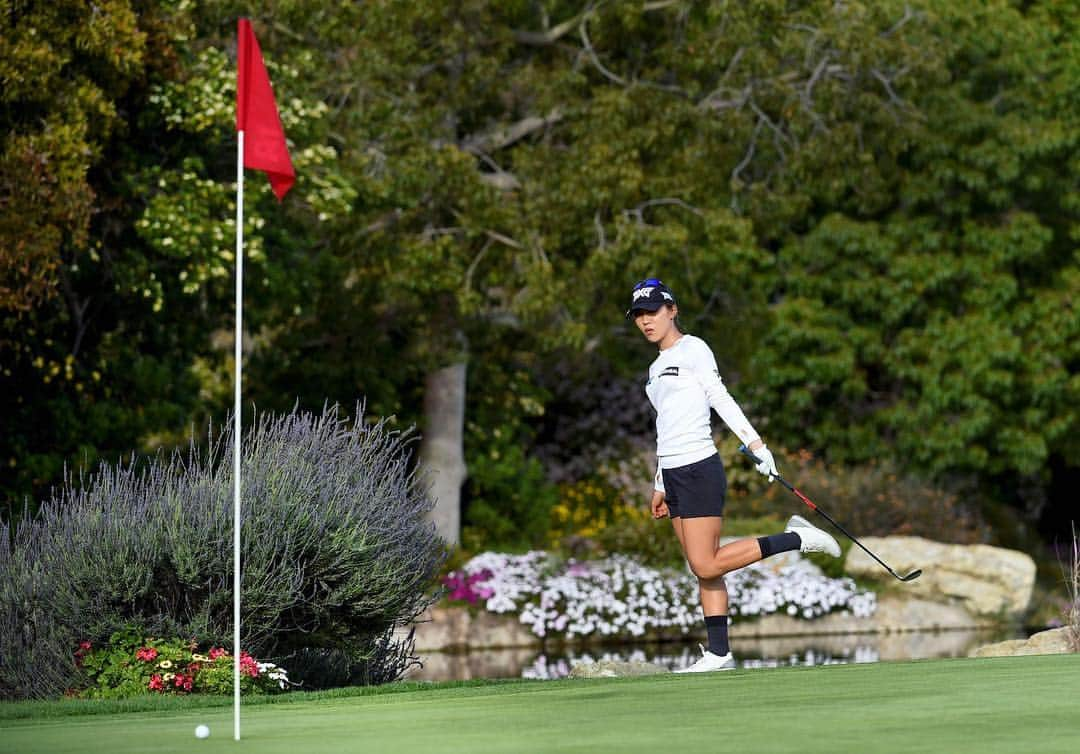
[{"xmin": 236, "ymin": 18, "xmax": 295, "ymax": 201}]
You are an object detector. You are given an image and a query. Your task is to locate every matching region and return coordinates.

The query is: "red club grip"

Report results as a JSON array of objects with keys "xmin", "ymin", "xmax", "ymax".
[{"xmin": 794, "ymin": 489, "xmax": 817, "ymax": 511}]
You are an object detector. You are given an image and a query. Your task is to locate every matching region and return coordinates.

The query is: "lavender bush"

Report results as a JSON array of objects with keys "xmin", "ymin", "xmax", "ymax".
[
  {"xmin": 451, "ymin": 551, "xmax": 875, "ymax": 641},
  {"xmin": 0, "ymin": 405, "xmax": 444, "ymax": 699}
]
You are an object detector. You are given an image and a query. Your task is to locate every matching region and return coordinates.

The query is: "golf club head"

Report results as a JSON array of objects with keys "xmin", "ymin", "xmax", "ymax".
[{"xmin": 899, "ymin": 569, "xmax": 922, "ymax": 582}]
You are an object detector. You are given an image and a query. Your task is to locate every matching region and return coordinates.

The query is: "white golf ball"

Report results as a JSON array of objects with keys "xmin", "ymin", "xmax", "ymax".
[{"xmin": 195, "ymin": 724, "xmax": 210, "ymax": 739}]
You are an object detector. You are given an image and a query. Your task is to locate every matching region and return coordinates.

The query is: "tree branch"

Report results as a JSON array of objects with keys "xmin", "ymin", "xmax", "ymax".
[
  {"xmin": 463, "ymin": 109, "xmax": 564, "ymax": 154},
  {"xmin": 464, "ymin": 238, "xmax": 492, "ymax": 294},
  {"xmin": 625, "ymin": 197, "xmax": 704, "ymax": 225},
  {"xmin": 882, "ymin": 4, "xmax": 915, "ymax": 37},
  {"xmin": 579, "ymin": 12, "xmax": 627, "ymax": 87},
  {"xmin": 731, "ymin": 118, "xmax": 763, "ymax": 188},
  {"xmin": 484, "ymin": 229, "xmax": 523, "ymax": 250},
  {"xmin": 749, "ymin": 100, "xmax": 792, "ymax": 154},
  {"xmin": 594, "ymin": 210, "xmax": 607, "ymax": 251},
  {"xmin": 513, "ymin": 7, "xmax": 591, "ymax": 46},
  {"xmin": 872, "ymin": 68, "xmax": 909, "ymax": 110}
]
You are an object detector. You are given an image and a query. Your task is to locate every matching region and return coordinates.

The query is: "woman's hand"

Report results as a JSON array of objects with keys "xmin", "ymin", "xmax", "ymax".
[
  {"xmin": 749, "ymin": 443, "xmax": 779, "ymax": 482},
  {"xmin": 650, "ymin": 489, "xmax": 669, "ymax": 519}
]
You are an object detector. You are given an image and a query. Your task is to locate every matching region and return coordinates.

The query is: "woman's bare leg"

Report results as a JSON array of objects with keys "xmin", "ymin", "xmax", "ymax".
[{"xmin": 680, "ymin": 516, "xmax": 764, "ymax": 581}]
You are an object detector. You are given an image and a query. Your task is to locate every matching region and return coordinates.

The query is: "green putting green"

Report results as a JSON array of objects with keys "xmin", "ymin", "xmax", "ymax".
[{"xmin": 3, "ymin": 655, "xmax": 1078, "ymax": 753}]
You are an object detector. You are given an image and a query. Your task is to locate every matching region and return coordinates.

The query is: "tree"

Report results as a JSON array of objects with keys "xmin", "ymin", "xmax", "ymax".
[
  {"xmin": 753, "ymin": 0, "xmax": 1080, "ymax": 523},
  {"xmin": 0, "ymin": 0, "xmax": 190, "ymax": 511},
  {"xmin": 0, "ymin": 2, "xmax": 354, "ymax": 515},
  {"xmin": 305, "ymin": 0, "xmax": 946, "ymax": 543}
]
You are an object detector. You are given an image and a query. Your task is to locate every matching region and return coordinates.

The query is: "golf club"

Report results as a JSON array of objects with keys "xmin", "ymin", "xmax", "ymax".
[{"xmin": 739, "ymin": 445, "xmax": 922, "ymax": 582}]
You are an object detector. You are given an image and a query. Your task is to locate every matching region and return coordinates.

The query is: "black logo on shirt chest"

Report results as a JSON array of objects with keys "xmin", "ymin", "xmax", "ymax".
[{"xmin": 659, "ymin": 366, "xmax": 680, "ymax": 377}]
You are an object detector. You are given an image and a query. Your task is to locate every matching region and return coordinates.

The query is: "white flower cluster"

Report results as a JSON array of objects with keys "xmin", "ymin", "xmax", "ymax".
[
  {"xmin": 457, "ymin": 551, "xmax": 875, "ymax": 641},
  {"xmin": 727, "ymin": 558, "xmax": 877, "ymax": 620},
  {"xmin": 256, "ymin": 661, "xmax": 291, "ymax": 690}
]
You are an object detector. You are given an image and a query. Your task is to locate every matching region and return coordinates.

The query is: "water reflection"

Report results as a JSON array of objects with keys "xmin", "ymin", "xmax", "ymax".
[{"xmin": 403, "ymin": 629, "xmax": 1018, "ymax": 682}]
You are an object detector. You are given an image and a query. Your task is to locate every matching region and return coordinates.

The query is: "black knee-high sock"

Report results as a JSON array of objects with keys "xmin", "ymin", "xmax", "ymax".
[
  {"xmin": 704, "ymin": 614, "xmax": 729, "ymax": 656},
  {"xmin": 757, "ymin": 532, "xmax": 801, "ymax": 558}
]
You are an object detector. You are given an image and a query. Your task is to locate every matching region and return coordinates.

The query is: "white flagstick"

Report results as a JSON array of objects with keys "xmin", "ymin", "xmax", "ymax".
[{"xmin": 233, "ymin": 129, "xmax": 245, "ymax": 742}]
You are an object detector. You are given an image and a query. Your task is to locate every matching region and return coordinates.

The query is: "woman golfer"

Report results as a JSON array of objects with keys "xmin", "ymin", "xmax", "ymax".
[{"xmin": 627, "ymin": 278, "xmax": 840, "ymax": 672}]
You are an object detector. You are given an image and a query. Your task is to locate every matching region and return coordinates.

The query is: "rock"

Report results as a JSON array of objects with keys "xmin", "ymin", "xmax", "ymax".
[
  {"xmin": 401, "ymin": 593, "xmax": 996, "ymax": 655},
  {"xmin": 730, "ymin": 595, "xmax": 981, "ymax": 638},
  {"xmin": 568, "ymin": 660, "xmax": 669, "ymax": 679},
  {"xmin": 870, "ymin": 596, "xmax": 982, "ymax": 632},
  {"xmin": 397, "ymin": 606, "xmax": 538, "ymax": 652},
  {"xmin": 969, "ymin": 627, "xmax": 1075, "ymax": 658},
  {"xmin": 844, "ymin": 537, "xmax": 1036, "ymax": 619},
  {"xmin": 1025, "ymin": 626, "xmax": 1077, "ymax": 654},
  {"xmin": 968, "ymin": 639, "xmax": 1030, "ymax": 658},
  {"xmin": 402, "ymin": 647, "xmax": 539, "ymax": 682}
]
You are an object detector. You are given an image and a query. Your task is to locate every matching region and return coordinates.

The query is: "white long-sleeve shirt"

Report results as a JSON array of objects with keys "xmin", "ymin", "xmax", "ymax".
[{"xmin": 645, "ymin": 334, "xmax": 760, "ymax": 492}]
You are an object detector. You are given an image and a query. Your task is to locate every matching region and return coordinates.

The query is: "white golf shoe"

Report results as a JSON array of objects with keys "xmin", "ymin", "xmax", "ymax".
[
  {"xmin": 785, "ymin": 515, "xmax": 841, "ymax": 558},
  {"xmin": 674, "ymin": 645, "xmax": 736, "ymax": 673}
]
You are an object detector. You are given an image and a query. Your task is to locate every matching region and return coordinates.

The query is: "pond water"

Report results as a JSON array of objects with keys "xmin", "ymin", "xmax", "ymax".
[{"xmin": 402, "ymin": 628, "xmax": 1025, "ymax": 682}]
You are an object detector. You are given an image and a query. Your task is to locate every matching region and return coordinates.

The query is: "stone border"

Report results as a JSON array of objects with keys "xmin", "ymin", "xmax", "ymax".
[{"xmin": 403, "ymin": 595, "xmax": 999, "ymax": 653}]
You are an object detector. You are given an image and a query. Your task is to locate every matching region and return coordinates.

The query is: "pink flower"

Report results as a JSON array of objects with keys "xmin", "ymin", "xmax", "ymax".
[
  {"xmin": 136, "ymin": 647, "xmax": 159, "ymax": 662},
  {"xmin": 208, "ymin": 647, "xmax": 228, "ymax": 661},
  {"xmin": 171, "ymin": 672, "xmax": 194, "ymax": 692},
  {"xmin": 148, "ymin": 675, "xmax": 164, "ymax": 691},
  {"xmin": 443, "ymin": 568, "xmax": 494, "ymax": 604},
  {"xmin": 74, "ymin": 641, "xmax": 93, "ymax": 667},
  {"xmin": 239, "ymin": 653, "xmax": 259, "ymax": 677}
]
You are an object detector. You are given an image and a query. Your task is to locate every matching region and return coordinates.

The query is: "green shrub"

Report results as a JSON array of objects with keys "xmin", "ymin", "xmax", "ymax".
[
  {"xmin": 540, "ymin": 443, "xmax": 986, "ymax": 574},
  {"xmin": 0, "ymin": 405, "xmax": 444, "ymax": 699},
  {"xmin": 462, "ymin": 443, "xmax": 558, "ymax": 552},
  {"xmin": 591, "ymin": 504, "xmax": 688, "ymax": 569},
  {"xmin": 724, "ymin": 448, "xmax": 990, "ymax": 544}
]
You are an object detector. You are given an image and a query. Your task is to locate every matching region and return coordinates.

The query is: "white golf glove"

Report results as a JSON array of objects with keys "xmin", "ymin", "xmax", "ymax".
[{"xmin": 751, "ymin": 444, "xmax": 778, "ymax": 482}]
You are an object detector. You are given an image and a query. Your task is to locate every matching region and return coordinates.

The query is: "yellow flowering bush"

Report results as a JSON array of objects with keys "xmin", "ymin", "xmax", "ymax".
[{"xmin": 548, "ymin": 479, "xmax": 628, "ymax": 548}]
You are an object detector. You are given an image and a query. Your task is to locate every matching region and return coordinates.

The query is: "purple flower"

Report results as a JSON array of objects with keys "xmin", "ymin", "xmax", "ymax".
[{"xmin": 443, "ymin": 568, "xmax": 495, "ymax": 604}]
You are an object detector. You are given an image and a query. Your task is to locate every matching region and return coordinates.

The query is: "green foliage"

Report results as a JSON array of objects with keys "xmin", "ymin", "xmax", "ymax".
[
  {"xmin": 460, "ymin": 337, "xmax": 559, "ymax": 551},
  {"xmin": 589, "ymin": 505, "xmax": 688, "ymax": 571},
  {"xmin": 1, "ymin": 0, "xmax": 1077, "ymax": 549},
  {"xmin": 0, "ymin": 3, "xmax": 361, "ymax": 516},
  {"xmin": 725, "ymin": 448, "xmax": 990, "ymax": 545},
  {"xmin": 462, "ymin": 442, "xmax": 558, "ymax": 553},
  {"xmin": 0, "ymin": 0, "xmax": 150, "ymax": 313},
  {"xmin": 753, "ymin": 1, "xmax": 1080, "ymax": 491}
]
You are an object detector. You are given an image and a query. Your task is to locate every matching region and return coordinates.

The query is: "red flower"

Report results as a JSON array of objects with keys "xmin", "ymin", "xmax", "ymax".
[
  {"xmin": 73, "ymin": 640, "xmax": 93, "ymax": 667},
  {"xmin": 148, "ymin": 675, "xmax": 164, "ymax": 691},
  {"xmin": 239, "ymin": 653, "xmax": 260, "ymax": 678},
  {"xmin": 136, "ymin": 647, "xmax": 159, "ymax": 662},
  {"xmin": 208, "ymin": 647, "xmax": 228, "ymax": 661},
  {"xmin": 174, "ymin": 673, "xmax": 188, "ymax": 689}
]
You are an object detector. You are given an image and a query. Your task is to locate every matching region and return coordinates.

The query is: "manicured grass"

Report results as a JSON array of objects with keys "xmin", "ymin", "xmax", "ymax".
[{"xmin": 2, "ymin": 655, "xmax": 1078, "ymax": 753}]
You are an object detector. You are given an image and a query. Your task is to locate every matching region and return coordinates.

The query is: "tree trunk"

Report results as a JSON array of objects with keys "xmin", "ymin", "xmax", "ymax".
[{"xmin": 419, "ymin": 361, "xmax": 468, "ymax": 545}]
